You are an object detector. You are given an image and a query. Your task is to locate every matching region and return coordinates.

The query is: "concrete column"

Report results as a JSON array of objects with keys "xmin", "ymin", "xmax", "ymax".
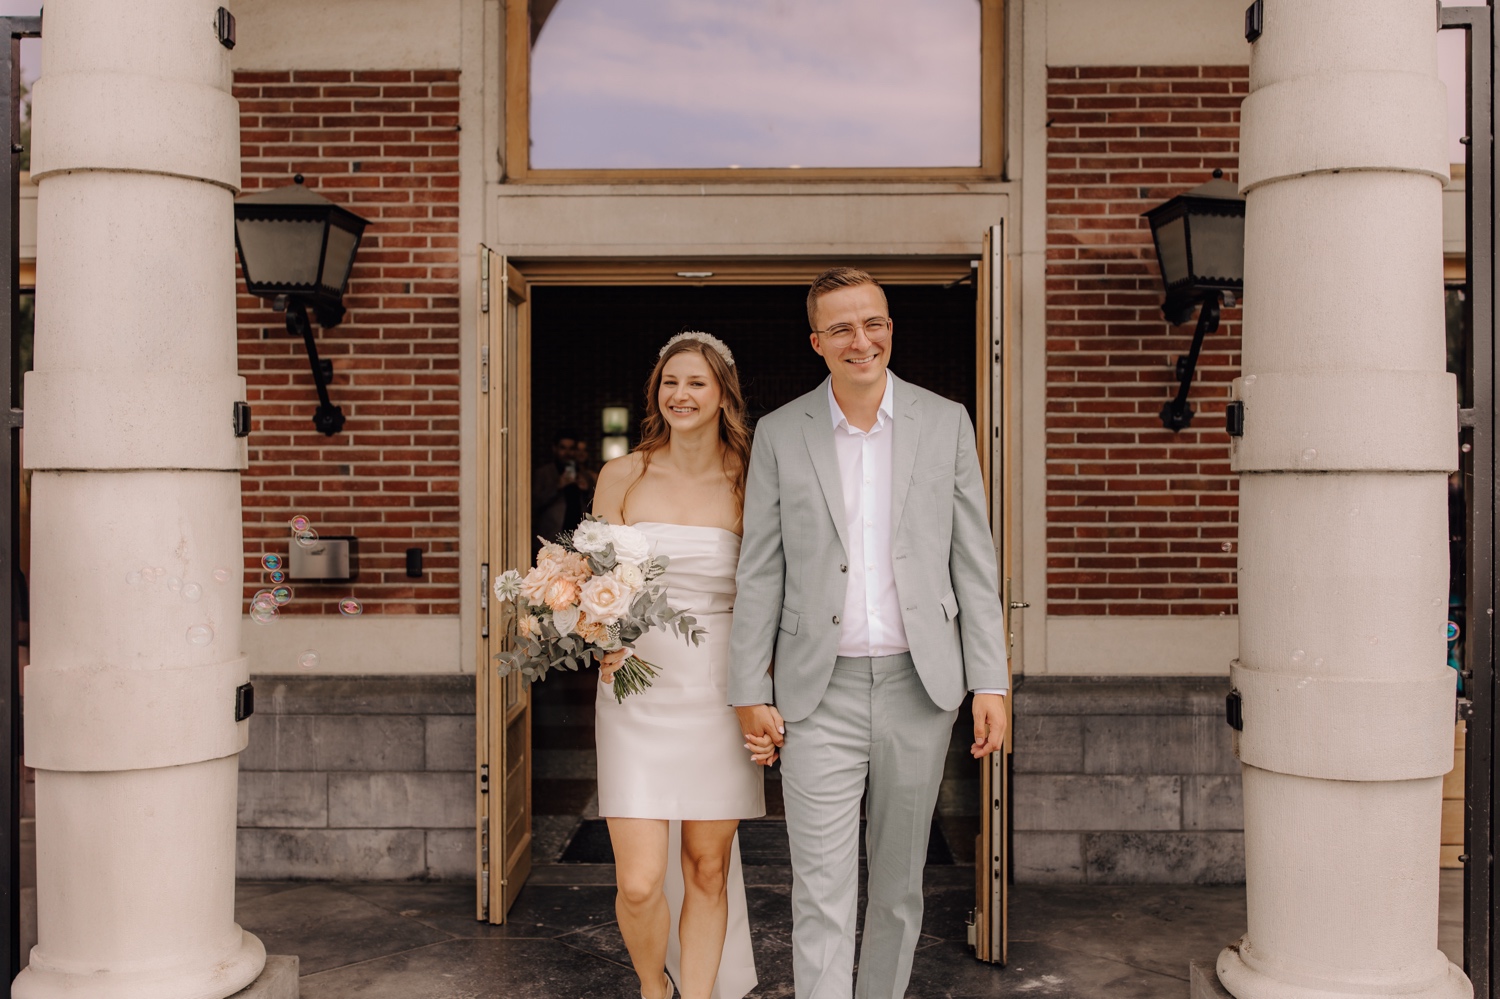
[
  {"xmin": 12, "ymin": 2, "xmax": 265, "ymax": 997},
  {"xmin": 1218, "ymin": 2, "xmax": 1470, "ymax": 998}
]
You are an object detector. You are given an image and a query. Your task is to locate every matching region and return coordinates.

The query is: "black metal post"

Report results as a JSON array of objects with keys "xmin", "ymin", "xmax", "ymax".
[
  {"xmin": 1159, "ymin": 292, "xmax": 1221, "ymax": 432},
  {"xmin": 0, "ymin": 19, "xmax": 39, "ymax": 996},
  {"xmin": 282, "ymin": 299, "xmax": 344, "ymax": 437},
  {"xmin": 1445, "ymin": 6, "xmax": 1496, "ymax": 995}
]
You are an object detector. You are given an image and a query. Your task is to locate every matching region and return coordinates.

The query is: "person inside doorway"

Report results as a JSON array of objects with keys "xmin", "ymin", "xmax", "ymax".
[{"xmin": 533, "ymin": 428, "xmax": 595, "ymax": 549}]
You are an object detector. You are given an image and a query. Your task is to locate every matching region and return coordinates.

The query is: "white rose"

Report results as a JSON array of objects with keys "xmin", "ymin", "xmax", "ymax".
[
  {"xmin": 551, "ymin": 605, "xmax": 581, "ymax": 637},
  {"xmin": 612, "ymin": 562, "xmax": 644, "ymax": 593},
  {"xmin": 571, "ymin": 520, "xmax": 613, "ymax": 554},
  {"xmin": 579, "ymin": 574, "xmax": 633, "ymax": 624},
  {"xmin": 608, "ymin": 523, "xmax": 651, "ymax": 565}
]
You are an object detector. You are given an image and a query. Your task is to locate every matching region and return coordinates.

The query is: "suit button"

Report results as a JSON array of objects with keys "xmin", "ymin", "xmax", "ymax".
[
  {"xmin": 840, "ymin": 564, "xmax": 848, "ymax": 573},
  {"xmin": 832, "ymin": 615, "xmax": 841, "ymax": 625}
]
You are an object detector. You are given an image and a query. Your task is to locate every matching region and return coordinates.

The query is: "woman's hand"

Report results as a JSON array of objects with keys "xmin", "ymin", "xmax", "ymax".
[
  {"xmin": 745, "ymin": 731, "xmax": 778, "ymax": 767},
  {"xmin": 598, "ymin": 647, "xmax": 629, "ymax": 685}
]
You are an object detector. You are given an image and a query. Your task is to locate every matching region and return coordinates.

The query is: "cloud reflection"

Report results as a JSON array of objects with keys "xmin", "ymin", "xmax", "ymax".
[{"xmin": 529, "ymin": 0, "xmax": 981, "ymax": 169}]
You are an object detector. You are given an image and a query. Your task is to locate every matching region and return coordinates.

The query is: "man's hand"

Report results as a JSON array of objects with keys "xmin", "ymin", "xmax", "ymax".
[
  {"xmin": 736, "ymin": 703, "xmax": 785, "ymax": 766},
  {"xmin": 971, "ymin": 693, "xmax": 1008, "ymax": 758}
]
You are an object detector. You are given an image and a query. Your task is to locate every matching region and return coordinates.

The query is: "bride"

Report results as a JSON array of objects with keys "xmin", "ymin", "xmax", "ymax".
[{"xmin": 591, "ymin": 331, "xmax": 771, "ymax": 999}]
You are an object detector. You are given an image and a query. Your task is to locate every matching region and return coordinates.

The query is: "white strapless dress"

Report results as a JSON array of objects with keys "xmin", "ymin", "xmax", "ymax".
[{"xmin": 595, "ymin": 521, "xmax": 764, "ymax": 999}]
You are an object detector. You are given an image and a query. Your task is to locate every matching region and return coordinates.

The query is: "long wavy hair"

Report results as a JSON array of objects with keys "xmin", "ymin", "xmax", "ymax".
[{"xmin": 623, "ymin": 336, "xmax": 752, "ymax": 521}]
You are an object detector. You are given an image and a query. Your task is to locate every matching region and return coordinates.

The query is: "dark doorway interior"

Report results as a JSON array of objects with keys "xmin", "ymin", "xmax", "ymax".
[{"xmin": 525, "ymin": 280, "xmax": 983, "ymax": 867}]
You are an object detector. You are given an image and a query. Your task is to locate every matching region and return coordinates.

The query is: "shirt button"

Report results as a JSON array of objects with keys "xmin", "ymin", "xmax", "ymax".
[
  {"xmin": 840, "ymin": 564, "xmax": 848, "ymax": 573},
  {"xmin": 832, "ymin": 615, "xmax": 841, "ymax": 625}
]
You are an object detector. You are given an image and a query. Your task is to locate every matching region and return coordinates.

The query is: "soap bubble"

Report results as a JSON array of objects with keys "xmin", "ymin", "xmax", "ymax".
[
  {"xmin": 294, "ymin": 529, "xmax": 318, "ymax": 549},
  {"xmin": 1301, "ymin": 448, "xmax": 1317, "ymax": 461},
  {"xmin": 126, "ymin": 570, "xmax": 143, "ymax": 586},
  {"xmin": 339, "ymin": 597, "xmax": 363, "ymax": 616},
  {"xmin": 1463, "ymin": 442, "xmax": 1473, "ymax": 453},
  {"xmin": 297, "ymin": 650, "xmax": 320, "ymax": 670},
  {"xmin": 181, "ymin": 582, "xmax": 202, "ymax": 603},
  {"xmin": 1347, "ymin": 507, "xmax": 1359, "ymax": 518},
  {"xmin": 250, "ymin": 604, "xmax": 278, "ymax": 625},
  {"xmin": 271, "ymin": 586, "xmax": 292, "ymax": 606},
  {"xmin": 1369, "ymin": 636, "xmax": 1380, "ymax": 646},
  {"xmin": 185, "ymin": 624, "xmax": 214, "ymax": 646},
  {"xmin": 1220, "ymin": 542, "xmax": 1232, "ymax": 552},
  {"xmin": 1314, "ymin": 658, "xmax": 1324, "ymax": 667},
  {"xmin": 262, "ymin": 553, "xmax": 282, "ymax": 572},
  {"xmin": 167, "ymin": 576, "xmax": 182, "ymax": 592},
  {"xmin": 212, "ymin": 568, "xmax": 232, "ymax": 583},
  {"xmin": 269, "ymin": 570, "xmax": 285, "ymax": 584},
  {"xmin": 151, "ymin": 567, "xmax": 166, "ymax": 578},
  {"xmin": 1290, "ymin": 649, "xmax": 1305, "ymax": 663},
  {"xmin": 1243, "ymin": 375, "xmax": 1256, "ymax": 386},
  {"xmin": 290, "ymin": 515, "xmax": 311, "ymax": 532},
  {"xmin": 251, "ymin": 589, "xmax": 278, "ymax": 612}
]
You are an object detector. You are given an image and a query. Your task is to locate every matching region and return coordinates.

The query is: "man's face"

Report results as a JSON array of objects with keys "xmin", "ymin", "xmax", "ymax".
[
  {"xmin": 809, "ymin": 282, "xmax": 892, "ymax": 396},
  {"xmin": 554, "ymin": 439, "xmax": 580, "ymax": 463}
]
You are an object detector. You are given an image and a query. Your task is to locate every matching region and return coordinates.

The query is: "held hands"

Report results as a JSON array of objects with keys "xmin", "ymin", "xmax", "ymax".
[
  {"xmin": 971, "ymin": 692, "xmax": 1008, "ymax": 758},
  {"xmin": 736, "ymin": 703, "xmax": 785, "ymax": 767}
]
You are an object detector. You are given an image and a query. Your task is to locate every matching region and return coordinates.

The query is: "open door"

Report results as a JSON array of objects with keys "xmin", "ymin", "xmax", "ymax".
[
  {"xmin": 971, "ymin": 222, "xmax": 1015, "ymax": 964},
  {"xmin": 475, "ymin": 245, "xmax": 534, "ymax": 923}
]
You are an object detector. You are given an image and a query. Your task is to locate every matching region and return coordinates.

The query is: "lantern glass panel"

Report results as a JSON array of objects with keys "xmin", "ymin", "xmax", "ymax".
[
  {"xmin": 321, "ymin": 224, "xmax": 360, "ymax": 294},
  {"xmin": 236, "ymin": 216, "xmax": 325, "ymax": 288},
  {"xmin": 1154, "ymin": 216, "xmax": 1190, "ymax": 288},
  {"xmin": 1186, "ymin": 211, "xmax": 1244, "ymax": 283}
]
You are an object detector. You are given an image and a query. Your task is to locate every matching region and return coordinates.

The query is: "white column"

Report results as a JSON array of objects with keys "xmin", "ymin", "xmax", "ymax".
[
  {"xmin": 12, "ymin": 2, "xmax": 264, "ymax": 997},
  {"xmin": 1218, "ymin": 2, "xmax": 1470, "ymax": 998}
]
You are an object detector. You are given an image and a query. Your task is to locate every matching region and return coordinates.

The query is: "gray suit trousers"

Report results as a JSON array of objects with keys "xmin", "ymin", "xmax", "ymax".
[{"xmin": 778, "ymin": 653, "xmax": 959, "ymax": 999}]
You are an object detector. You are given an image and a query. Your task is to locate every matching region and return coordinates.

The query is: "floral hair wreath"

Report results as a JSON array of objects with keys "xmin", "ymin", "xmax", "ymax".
[{"xmin": 658, "ymin": 330, "xmax": 735, "ymax": 367}]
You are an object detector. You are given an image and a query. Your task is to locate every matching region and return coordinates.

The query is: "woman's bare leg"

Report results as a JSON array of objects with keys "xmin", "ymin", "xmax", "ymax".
[
  {"xmin": 677, "ymin": 819, "xmax": 739, "ymax": 999},
  {"xmin": 607, "ymin": 817, "xmax": 672, "ymax": 999}
]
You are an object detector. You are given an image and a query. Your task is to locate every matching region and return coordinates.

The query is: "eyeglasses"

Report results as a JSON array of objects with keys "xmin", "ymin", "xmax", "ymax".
[{"xmin": 813, "ymin": 316, "xmax": 892, "ymax": 347}]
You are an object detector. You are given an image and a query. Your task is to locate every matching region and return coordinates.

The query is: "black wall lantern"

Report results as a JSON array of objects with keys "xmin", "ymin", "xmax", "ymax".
[
  {"xmin": 233, "ymin": 176, "xmax": 369, "ymax": 436},
  {"xmin": 1143, "ymin": 168, "xmax": 1246, "ymax": 432}
]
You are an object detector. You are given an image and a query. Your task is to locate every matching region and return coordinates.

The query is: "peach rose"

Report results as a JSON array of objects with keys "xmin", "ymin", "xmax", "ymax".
[
  {"xmin": 579, "ymin": 573, "xmax": 632, "ymax": 624},
  {"xmin": 519, "ymin": 565, "xmax": 552, "ymax": 605},
  {"xmin": 577, "ymin": 616, "xmax": 610, "ymax": 646},
  {"xmin": 516, "ymin": 614, "xmax": 541, "ymax": 639}
]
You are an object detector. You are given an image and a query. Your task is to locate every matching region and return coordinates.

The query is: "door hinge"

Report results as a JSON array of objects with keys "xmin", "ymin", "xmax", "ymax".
[
  {"xmin": 480, "ymin": 563, "xmax": 490, "ymax": 638},
  {"xmin": 966, "ymin": 909, "xmax": 977, "ymax": 948},
  {"xmin": 480, "ymin": 763, "xmax": 490, "ymax": 795},
  {"xmin": 480, "ymin": 261, "xmax": 491, "ymax": 313},
  {"xmin": 481, "ymin": 344, "xmax": 490, "ymax": 394}
]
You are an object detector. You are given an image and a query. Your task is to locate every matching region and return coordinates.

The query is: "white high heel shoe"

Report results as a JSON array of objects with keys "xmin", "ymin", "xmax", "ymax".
[{"xmin": 643, "ymin": 971, "xmax": 674, "ymax": 999}]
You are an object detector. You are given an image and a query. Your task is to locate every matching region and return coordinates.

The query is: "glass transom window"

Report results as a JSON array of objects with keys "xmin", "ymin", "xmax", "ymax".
[{"xmin": 523, "ymin": 0, "xmax": 986, "ymax": 172}]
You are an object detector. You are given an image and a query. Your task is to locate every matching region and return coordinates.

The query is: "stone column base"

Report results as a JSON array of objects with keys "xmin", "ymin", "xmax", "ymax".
[
  {"xmin": 1192, "ymin": 960, "xmax": 1233, "ymax": 998},
  {"xmin": 231, "ymin": 956, "xmax": 298, "ymax": 999}
]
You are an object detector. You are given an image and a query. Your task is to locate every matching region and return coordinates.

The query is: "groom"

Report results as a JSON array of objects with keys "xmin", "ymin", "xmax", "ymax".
[{"xmin": 730, "ymin": 267, "xmax": 1010, "ymax": 999}]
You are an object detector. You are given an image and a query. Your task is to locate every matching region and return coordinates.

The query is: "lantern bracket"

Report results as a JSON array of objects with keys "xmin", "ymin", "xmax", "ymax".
[
  {"xmin": 1160, "ymin": 291, "xmax": 1221, "ymax": 433},
  {"xmin": 276, "ymin": 295, "xmax": 346, "ymax": 437}
]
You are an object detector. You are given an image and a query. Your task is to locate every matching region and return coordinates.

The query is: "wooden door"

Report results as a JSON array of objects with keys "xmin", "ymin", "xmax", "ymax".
[
  {"xmin": 475, "ymin": 246, "xmax": 533, "ymax": 923},
  {"xmin": 971, "ymin": 222, "xmax": 1015, "ymax": 964}
]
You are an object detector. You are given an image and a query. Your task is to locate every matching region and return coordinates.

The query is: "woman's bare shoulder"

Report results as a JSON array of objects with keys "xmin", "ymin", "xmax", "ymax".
[{"xmin": 597, "ymin": 452, "xmax": 643, "ymax": 490}]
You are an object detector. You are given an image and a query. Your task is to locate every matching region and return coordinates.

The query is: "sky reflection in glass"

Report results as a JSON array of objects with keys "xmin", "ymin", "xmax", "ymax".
[{"xmin": 529, "ymin": 0, "xmax": 982, "ymax": 170}]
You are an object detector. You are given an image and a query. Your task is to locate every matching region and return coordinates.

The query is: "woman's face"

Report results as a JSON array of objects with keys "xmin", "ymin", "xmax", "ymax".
[{"xmin": 658, "ymin": 349, "xmax": 724, "ymax": 435}]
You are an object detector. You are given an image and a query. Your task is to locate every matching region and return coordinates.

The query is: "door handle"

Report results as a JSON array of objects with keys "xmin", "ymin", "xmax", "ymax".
[{"xmin": 1008, "ymin": 601, "xmax": 1030, "ymax": 610}]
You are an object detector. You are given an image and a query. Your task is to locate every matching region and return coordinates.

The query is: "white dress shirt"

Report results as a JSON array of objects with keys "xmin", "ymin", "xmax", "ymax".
[
  {"xmin": 828, "ymin": 375, "xmax": 907, "ymax": 658},
  {"xmin": 828, "ymin": 374, "xmax": 1007, "ymax": 697}
]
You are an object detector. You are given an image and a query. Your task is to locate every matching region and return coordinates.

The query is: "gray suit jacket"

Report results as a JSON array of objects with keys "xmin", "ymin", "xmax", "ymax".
[{"xmin": 729, "ymin": 373, "xmax": 1009, "ymax": 723}]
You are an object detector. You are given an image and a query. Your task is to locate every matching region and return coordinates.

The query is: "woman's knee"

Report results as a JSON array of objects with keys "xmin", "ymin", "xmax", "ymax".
[
  {"xmin": 682, "ymin": 850, "xmax": 729, "ymax": 896},
  {"xmin": 616, "ymin": 867, "xmax": 665, "ymax": 908}
]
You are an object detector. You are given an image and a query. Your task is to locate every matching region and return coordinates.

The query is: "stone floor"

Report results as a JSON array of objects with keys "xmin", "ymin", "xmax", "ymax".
[{"xmin": 238, "ymin": 865, "xmax": 1446, "ymax": 999}]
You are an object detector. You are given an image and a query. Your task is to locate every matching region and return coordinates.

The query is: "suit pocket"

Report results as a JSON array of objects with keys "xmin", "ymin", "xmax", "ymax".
[
  {"xmin": 940, "ymin": 593, "xmax": 959, "ymax": 622},
  {"xmin": 913, "ymin": 462, "xmax": 949, "ymax": 484},
  {"xmin": 779, "ymin": 608, "xmax": 800, "ymax": 635}
]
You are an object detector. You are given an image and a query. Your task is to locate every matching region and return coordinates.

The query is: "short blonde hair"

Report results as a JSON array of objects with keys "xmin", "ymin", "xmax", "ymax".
[{"xmin": 806, "ymin": 266, "xmax": 884, "ymax": 329}]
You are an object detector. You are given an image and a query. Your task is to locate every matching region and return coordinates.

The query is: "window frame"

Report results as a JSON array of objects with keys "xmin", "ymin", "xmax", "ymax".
[{"xmin": 504, "ymin": 0, "xmax": 1006, "ymax": 183}]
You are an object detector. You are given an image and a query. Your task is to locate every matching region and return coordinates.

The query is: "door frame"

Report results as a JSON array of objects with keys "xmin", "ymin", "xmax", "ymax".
[{"xmin": 473, "ymin": 251, "xmax": 1017, "ymax": 943}]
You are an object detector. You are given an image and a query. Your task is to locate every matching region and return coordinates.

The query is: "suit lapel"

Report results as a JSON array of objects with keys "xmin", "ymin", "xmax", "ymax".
[
  {"xmin": 801, "ymin": 382, "xmax": 850, "ymax": 557},
  {"xmin": 889, "ymin": 375, "xmax": 921, "ymax": 533}
]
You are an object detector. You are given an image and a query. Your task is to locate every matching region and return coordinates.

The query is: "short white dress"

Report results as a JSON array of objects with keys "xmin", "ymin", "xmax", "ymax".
[{"xmin": 595, "ymin": 521, "xmax": 765, "ymax": 999}]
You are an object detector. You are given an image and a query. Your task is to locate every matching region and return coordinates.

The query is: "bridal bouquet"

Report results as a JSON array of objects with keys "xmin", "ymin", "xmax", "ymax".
[{"xmin": 492, "ymin": 515, "xmax": 706, "ymax": 702}]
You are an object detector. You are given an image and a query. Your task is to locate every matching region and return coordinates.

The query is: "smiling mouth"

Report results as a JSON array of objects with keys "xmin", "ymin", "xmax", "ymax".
[{"xmin": 668, "ymin": 406, "xmax": 697, "ymax": 415}]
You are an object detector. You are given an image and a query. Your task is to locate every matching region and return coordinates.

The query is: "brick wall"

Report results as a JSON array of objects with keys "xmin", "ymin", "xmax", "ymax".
[
  {"xmin": 233, "ymin": 70, "xmax": 461, "ymax": 615},
  {"xmin": 1046, "ymin": 66, "xmax": 1247, "ymax": 617}
]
